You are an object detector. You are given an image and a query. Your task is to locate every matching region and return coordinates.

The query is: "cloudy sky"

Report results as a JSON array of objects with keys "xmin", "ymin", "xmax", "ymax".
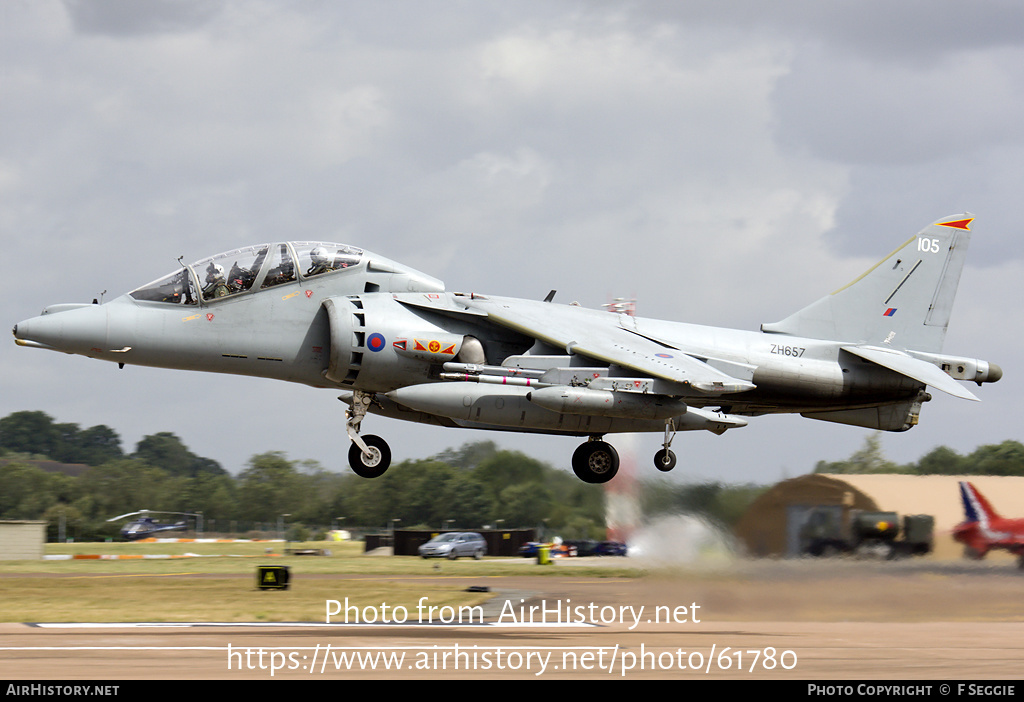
[{"xmin": 2, "ymin": 0, "xmax": 1021, "ymax": 484}]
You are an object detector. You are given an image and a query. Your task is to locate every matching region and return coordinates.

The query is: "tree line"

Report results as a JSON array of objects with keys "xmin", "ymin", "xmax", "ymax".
[
  {"xmin": 0, "ymin": 411, "xmax": 606, "ymax": 541},
  {"xmin": 813, "ymin": 432, "xmax": 1024, "ymax": 476},
  {"xmin": 5, "ymin": 411, "xmax": 1018, "ymax": 543}
]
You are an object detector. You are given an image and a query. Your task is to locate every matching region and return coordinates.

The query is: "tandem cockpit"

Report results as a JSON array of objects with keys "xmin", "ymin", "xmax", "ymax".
[{"xmin": 129, "ymin": 242, "xmax": 365, "ymax": 305}]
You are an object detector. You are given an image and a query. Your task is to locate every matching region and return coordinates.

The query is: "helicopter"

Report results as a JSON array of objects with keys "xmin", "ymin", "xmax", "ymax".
[{"xmin": 107, "ymin": 510, "xmax": 196, "ymax": 540}]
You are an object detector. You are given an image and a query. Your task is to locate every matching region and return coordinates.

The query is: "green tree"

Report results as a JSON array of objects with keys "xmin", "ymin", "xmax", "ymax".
[
  {"xmin": 814, "ymin": 433, "xmax": 898, "ymax": 474},
  {"xmin": 43, "ymin": 503, "xmax": 86, "ymax": 542},
  {"xmin": 68, "ymin": 424, "xmax": 123, "ymax": 465},
  {"xmin": 495, "ymin": 482, "xmax": 553, "ymax": 528},
  {"xmin": 237, "ymin": 452, "xmax": 306, "ymax": 522},
  {"xmin": 133, "ymin": 433, "xmax": 225, "ymax": 477},
  {"xmin": 0, "ymin": 411, "xmax": 60, "ymax": 457},
  {"xmin": 916, "ymin": 446, "xmax": 963, "ymax": 475},
  {"xmin": 0, "ymin": 461, "xmax": 62, "ymax": 518},
  {"xmin": 439, "ymin": 473, "xmax": 494, "ymax": 529},
  {"xmin": 0, "ymin": 412, "xmax": 124, "ymax": 465},
  {"xmin": 434, "ymin": 441, "xmax": 500, "ymax": 470},
  {"xmin": 288, "ymin": 460, "xmax": 347, "ymax": 526},
  {"xmin": 77, "ymin": 459, "xmax": 178, "ymax": 520},
  {"xmin": 472, "ymin": 450, "xmax": 547, "ymax": 501},
  {"xmin": 965, "ymin": 441, "xmax": 1024, "ymax": 476}
]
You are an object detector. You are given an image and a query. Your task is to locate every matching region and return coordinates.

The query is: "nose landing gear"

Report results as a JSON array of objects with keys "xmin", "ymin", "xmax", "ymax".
[
  {"xmin": 348, "ymin": 434, "xmax": 391, "ymax": 478},
  {"xmin": 344, "ymin": 390, "xmax": 392, "ymax": 478}
]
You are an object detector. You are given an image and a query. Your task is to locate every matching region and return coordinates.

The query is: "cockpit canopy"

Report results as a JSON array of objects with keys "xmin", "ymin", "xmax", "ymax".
[{"xmin": 130, "ymin": 242, "xmax": 363, "ymax": 305}]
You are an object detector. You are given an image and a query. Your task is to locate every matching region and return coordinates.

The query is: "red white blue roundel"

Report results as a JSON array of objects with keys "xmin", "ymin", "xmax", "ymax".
[{"xmin": 367, "ymin": 333, "xmax": 386, "ymax": 352}]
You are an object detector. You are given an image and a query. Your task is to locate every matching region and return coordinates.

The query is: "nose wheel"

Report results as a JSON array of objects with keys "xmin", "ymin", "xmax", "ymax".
[
  {"xmin": 344, "ymin": 390, "xmax": 392, "ymax": 478},
  {"xmin": 348, "ymin": 434, "xmax": 391, "ymax": 478},
  {"xmin": 572, "ymin": 439, "xmax": 619, "ymax": 484}
]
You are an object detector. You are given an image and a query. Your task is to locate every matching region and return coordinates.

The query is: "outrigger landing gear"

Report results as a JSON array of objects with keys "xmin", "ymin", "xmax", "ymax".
[
  {"xmin": 344, "ymin": 390, "xmax": 392, "ymax": 478},
  {"xmin": 572, "ymin": 437, "xmax": 619, "ymax": 484},
  {"xmin": 655, "ymin": 419, "xmax": 677, "ymax": 472}
]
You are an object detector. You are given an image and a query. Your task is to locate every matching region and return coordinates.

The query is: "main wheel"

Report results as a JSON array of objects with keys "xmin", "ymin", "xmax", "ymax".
[
  {"xmin": 963, "ymin": 545, "xmax": 985, "ymax": 560},
  {"xmin": 654, "ymin": 448, "xmax": 677, "ymax": 472},
  {"xmin": 572, "ymin": 441, "xmax": 619, "ymax": 484},
  {"xmin": 348, "ymin": 434, "xmax": 392, "ymax": 478}
]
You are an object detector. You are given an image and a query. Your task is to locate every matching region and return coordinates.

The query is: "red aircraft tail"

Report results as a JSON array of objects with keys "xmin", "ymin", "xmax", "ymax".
[{"xmin": 959, "ymin": 481, "xmax": 1002, "ymax": 524}]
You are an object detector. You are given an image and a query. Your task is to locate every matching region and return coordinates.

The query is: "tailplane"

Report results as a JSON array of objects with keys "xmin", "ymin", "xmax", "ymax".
[{"xmin": 762, "ymin": 214, "xmax": 973, "ymax": 353}]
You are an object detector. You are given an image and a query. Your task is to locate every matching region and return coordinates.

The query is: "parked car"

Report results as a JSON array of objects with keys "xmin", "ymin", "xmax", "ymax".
[
  {"xmin": 418, "ymin": 532, "xmax": 487, "ymax": 560},
  {"xmin": 563, "ymin": 539, "xmax": 598, "ymax": 557},
  {"xmin": 594, "ymin": 541, "xmax": 628, "ymax": 556}
]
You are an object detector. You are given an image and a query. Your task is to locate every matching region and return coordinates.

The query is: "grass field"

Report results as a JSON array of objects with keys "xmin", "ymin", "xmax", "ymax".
[{"xmin": 0, "ymin": 541, "xmax": 644, "ymax": 623}]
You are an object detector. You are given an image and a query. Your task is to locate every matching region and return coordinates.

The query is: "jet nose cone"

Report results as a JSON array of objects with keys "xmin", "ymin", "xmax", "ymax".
[
  {"xmin": 13, "ymin": 315, "xmax": 55, "ymax": 350},
  {"xmin": 13, "ymin": 317, "xmax": 51, "ymax": 349},
  {"xmin": 13, "ymin": 304, "xmax": 109, "ymax": 354}
]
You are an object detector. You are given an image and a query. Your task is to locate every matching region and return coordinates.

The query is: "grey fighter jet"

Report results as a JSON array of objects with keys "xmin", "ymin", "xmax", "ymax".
[{"xmin": 12, "ymin": 216, "xmax": 1002, "ymax": 483}]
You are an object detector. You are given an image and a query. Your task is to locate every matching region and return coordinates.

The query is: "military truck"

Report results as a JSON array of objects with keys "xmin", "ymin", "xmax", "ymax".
[{"xmin": 800, "ymin": 508, "xmax": 933, "ymax": 559}]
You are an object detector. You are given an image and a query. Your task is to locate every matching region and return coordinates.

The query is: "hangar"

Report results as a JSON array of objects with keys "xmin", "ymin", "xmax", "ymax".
[{"xmin": 733, "ymin": 474, "xmax": 1024, "ymax": 559}]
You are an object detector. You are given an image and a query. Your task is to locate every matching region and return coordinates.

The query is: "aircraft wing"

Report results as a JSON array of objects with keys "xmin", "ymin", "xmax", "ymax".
[
  {"xmin": 843, "ymin": 345, "xmax": 979, "ymax": 401},
  {"xmin": 463, "ymin": 296, "xmax": 755, "ymax": 395}
]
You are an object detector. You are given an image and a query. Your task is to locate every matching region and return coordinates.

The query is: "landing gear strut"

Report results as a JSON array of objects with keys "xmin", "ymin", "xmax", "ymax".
[
  {"xmin": 345, "ymin": 390, "xmax": 392, "ymax": 478},
  {"xmin": 655, "ymin": 419, "xmax": 677, "ymax": 472},
  {"xmin": 572, "ymin": 438, "xmax": 619, "ymax": 484}
]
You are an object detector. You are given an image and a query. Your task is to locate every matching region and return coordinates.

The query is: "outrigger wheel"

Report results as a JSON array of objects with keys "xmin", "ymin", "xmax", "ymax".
[
  {"xmin": 571, "ymin": 440, "xmax": 619, "ymax": 484},
  {"xmin": 655, "ymin": 417, "xmax": 677, "ymax": 471},
  {"xmin": 654, "ymin": 448, "xmax": 677, "ymax": 472}
]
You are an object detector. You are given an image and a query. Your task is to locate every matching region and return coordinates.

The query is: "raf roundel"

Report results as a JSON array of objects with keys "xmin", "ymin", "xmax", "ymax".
[{"xmin": 367, "ymin": 332, "xmax": 386, "ymax": 352}]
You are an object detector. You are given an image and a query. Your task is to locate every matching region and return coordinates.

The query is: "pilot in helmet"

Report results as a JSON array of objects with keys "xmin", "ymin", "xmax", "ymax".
[
  {"xmin": 203, "ymin": 262, "xmax": 230, "ymax": 299},
  {"xmin": 307, "ymin": 246, "xmax": 334, "ymax": 276}
]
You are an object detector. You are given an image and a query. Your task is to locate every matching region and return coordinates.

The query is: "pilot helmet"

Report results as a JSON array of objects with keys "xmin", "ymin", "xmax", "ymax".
[
  {"xmin": 310, "ymin": 246, "xmax": 331, "ymax": 267},
  {"xmin": 206, "ymin": 262, "xmax": 225, "ymax": 283}
]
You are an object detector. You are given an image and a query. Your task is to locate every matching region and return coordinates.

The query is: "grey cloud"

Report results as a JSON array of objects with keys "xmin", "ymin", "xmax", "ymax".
[
  {"xmin": 619, "ymin": 0, "xmax": 1024, "ymax": 62},
  {"xmin": 62, "ymin": 0, "xmax": 224, "ymax": 35},
  {"xmin": 771, "ymin": 46, "xmax": 1024, "ymax": 166}
]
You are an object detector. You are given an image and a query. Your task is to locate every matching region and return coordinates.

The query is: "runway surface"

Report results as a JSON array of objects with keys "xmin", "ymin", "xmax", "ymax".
[{"xmin": 3, "ymin": 559, "xmax": 1024, "ymax": 680}]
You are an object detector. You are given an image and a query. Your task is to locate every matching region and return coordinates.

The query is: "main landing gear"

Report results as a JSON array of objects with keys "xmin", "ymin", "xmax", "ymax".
[
  {"xmin": 572, "ymin": 438, "xmax": 619, "ymax": 484},
  {"xmin": 572, "ymin": 419, "xmax": 678, "ymax": 484},
  {"xmin": 345, "ymin": 390, "xmax": 392, "ymax": 478},
  {"xmin": 343, "ymin": 391, "xmax": 678, "ymax": 483}
]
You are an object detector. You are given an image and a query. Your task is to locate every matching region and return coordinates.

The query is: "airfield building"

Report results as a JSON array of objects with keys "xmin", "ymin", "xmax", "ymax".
[{"xmin": 0, "ymin": 520, "xmax": 48, "ymax": 560}]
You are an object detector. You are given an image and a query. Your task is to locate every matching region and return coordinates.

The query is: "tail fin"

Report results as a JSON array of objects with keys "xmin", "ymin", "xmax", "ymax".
[
  {"xmin": 959, "ymin": 481, "xmax": 1001, "ymax": 524},
  {"xmin": 762, "ymin": 214, "xmax": 973, "ymax": 352}
]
